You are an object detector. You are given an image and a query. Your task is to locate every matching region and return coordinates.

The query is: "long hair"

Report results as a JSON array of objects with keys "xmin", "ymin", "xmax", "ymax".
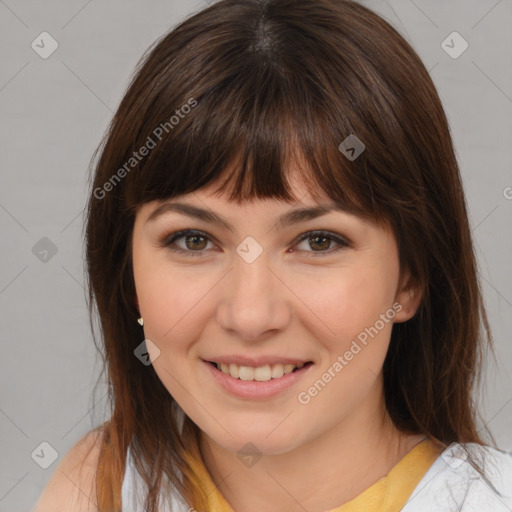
[{"xmin": 84, "ymin": 0, "xmax": 495, "ymax": 510}]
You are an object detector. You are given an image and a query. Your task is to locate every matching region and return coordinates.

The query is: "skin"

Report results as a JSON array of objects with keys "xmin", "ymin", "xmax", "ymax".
[{"xmin": 131, "ymin": 170, "xmax": 432, "ymax": 512}]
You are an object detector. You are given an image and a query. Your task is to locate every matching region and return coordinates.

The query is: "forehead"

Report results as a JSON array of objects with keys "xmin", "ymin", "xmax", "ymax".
[
  {"xmin": 134, "ymin": 150, "xmax": 386, "ymax": 232},
  {"xmin": 137, "ymin": 178, "xmax": 337, "ymax": 232},
  {"xmin": 139, "ymin": 183, "xmax": 357, "ymax": 244},
  {"xmin": 194, "ymin": 167, "xmax": 331, "ymax": 208}
]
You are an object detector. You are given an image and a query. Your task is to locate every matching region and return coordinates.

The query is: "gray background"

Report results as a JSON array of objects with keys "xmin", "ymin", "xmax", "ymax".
[{"xmin": 1, "ymin": 0, "xmax": 511, "ymax": 510}]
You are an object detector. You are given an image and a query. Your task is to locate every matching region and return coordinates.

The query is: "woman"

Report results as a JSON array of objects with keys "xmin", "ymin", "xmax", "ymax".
[{"xmin": 35, "ymin": 0, "xmax": 512, "ymax": 511}]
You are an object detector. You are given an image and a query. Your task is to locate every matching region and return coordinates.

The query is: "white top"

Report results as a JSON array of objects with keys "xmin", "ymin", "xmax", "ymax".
[{"xmin": 121, "ymin": 442, "xmax": 512, "ymax": 511}]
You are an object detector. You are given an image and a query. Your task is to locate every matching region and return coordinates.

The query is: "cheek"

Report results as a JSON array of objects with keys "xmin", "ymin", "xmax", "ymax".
[
  {"xmin": 289, "ymin": 260, "xmax": 399, "ymax": 352},
  {"xmin": 293, "ymin": 265, "xmax": 398, "ymax": 426},
  {"xmin": 133, "ymin": 251, "xmax": 219, "ymax": 352},
  {"xmin": 132, "ymin": 255, "xmax": 215, "ymax": 401}
]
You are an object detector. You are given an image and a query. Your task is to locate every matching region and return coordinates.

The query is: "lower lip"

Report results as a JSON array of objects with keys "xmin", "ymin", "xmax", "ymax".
[{"xmin": 203, "ymin": 360, "xmax": 314, "ymax": 399}]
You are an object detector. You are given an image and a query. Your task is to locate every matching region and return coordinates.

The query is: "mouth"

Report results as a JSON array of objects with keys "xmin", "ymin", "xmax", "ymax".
[
  {"xmin": 206, "ymin": 360, "xmax": 314, "ymax": 382},
  {"xmin": 203, "ymin": 358, "xmax": 314, "ymax": 399}
]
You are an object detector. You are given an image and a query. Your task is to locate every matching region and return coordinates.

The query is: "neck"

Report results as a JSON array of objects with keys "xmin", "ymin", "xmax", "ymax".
[{"xmin": 198, "ymin": 383, "xmax": 427, "ymax": 512}]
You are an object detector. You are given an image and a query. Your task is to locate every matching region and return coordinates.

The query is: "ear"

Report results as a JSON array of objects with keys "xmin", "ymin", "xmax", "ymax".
[
  {"xmin": 393, "ymin": 272, "xmax": 422, "ymax": 323},
  {"xmin": 135, "ymin": 294, "xmax": 140, "ymax": 314}
]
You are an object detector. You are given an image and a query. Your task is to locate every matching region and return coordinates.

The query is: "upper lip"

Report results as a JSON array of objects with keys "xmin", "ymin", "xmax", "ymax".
[{"xmin": 204, "ymin": 355, "xmax": 312, "ymax": 367}]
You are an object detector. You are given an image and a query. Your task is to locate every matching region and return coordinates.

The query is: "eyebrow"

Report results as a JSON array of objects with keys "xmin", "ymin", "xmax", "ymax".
[{"xmin": 146, "ymin": 201, "xmax": 348, "ymax": 231}]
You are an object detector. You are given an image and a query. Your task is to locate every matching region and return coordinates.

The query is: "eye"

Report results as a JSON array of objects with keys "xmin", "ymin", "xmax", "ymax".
[
  {"xmin": 161, "ymin": 229, "xmax": 216, "ymax": 256},
  {"xmin": 159, "ymin": 229, "xmax": 350, "ymax": 257},
  {"xmin": 292, "ymin": 231, "xmax": 350, "ymax": 257}
]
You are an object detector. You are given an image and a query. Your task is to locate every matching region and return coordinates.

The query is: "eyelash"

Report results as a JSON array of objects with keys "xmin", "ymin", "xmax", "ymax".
[{"xmin": 159, "ymin": 229, "xmax": 350, "ymax": 258}]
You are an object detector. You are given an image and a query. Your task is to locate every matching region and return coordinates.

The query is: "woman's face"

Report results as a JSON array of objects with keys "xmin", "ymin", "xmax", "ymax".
[{"xmin": 131, "ymin": 172, "xmax": 419, "ymax": 456}]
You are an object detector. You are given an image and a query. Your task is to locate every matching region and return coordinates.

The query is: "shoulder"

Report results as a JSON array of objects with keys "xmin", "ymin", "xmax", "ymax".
[
  {"xmin": 33, "ymin": 428, "xmax": 104, "ymax": 512},
  {"xmin": 403, "ymin": 442, "xmax": 512, "ymax": 511}
]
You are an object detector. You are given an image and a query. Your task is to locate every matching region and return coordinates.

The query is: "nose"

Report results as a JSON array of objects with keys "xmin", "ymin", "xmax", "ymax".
[{"xmin": 215, "ymin": 250, "xmax": 292, "ymax": 342}]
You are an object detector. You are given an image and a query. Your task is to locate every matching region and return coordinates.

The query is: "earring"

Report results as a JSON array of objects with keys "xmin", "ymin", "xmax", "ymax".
[{"xmin": 137, "ymin": 317, "xmax": 144, "ymax": 326}]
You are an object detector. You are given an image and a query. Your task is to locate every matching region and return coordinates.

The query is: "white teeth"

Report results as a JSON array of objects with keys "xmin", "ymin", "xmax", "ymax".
[
  {"xmin": 239, "ymin": 366, "xmax": 255, "ymax": 380},
  {"xmin": 283, "ymin": 364, "xmax": 296, "ymax": 375},
  {"xmin": 229, "ymin": 363, "xmax": 239, "ymax": 378},
  {"xmin": 215, "ymin": 361, "xmax": 308, "ymax": 381},
  {"xmin": 271, "ymin": 364, "xmax": 284, "ymax": 378},
  {"xmin": 254, "ymin": 365, "xmax": 272, "ymax": 381}
]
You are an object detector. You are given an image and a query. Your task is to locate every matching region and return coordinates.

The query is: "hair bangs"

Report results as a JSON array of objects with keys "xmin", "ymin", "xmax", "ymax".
[{"xmin": 121, "ymin": 27, "xmax": 383, "ymax": 224}]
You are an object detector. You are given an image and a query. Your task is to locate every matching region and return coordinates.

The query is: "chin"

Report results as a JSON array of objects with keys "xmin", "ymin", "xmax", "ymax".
[{"xmin": 207, "ymin": 423, "xmax": 303, "ymax": 457}]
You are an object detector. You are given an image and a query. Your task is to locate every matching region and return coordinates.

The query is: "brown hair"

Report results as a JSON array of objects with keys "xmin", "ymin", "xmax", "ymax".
[{"xmin": 84, "ymin": 0, "xmax": 495, "ymax": 510}]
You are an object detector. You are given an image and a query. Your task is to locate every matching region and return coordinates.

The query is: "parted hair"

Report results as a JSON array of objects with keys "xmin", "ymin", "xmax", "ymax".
[{"xmin": 84, "ymin": 0, "xmax": 494, "ymax": 510}]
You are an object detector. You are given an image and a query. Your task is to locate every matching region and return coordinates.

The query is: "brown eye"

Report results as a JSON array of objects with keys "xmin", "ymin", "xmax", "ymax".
[
  {"xmin": 294, "ymin": 231, "xmax": 349, "ymax": 256},
  {"xmin": 161, "ymin": 229, "xmax": 214, "ymax": 256},
  {"xmin": 308, "ymin": 235, "xmax": 331, "ymax": 251},
  {"xmin": 183, "ymin": 233, "xmax": 208, "ymax": 250},
  {"xmin": 160, "ymin": 229, "xmax": 349, "ymax": 258}
]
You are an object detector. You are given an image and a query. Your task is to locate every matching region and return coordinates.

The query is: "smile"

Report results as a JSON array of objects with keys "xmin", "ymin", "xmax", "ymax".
[
  {"xmin": 203, "ymin": 359, "xmax": 314, "ymax": 399},
  {"xmin": 210, "ymin": 361, "xmax": 308, "ymax": 381}
]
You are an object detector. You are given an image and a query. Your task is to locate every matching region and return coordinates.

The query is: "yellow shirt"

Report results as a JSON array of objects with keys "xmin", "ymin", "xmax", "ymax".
[{"xmin": 188, "ymin": 439, "xmax": 441, "ymax": 512}]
